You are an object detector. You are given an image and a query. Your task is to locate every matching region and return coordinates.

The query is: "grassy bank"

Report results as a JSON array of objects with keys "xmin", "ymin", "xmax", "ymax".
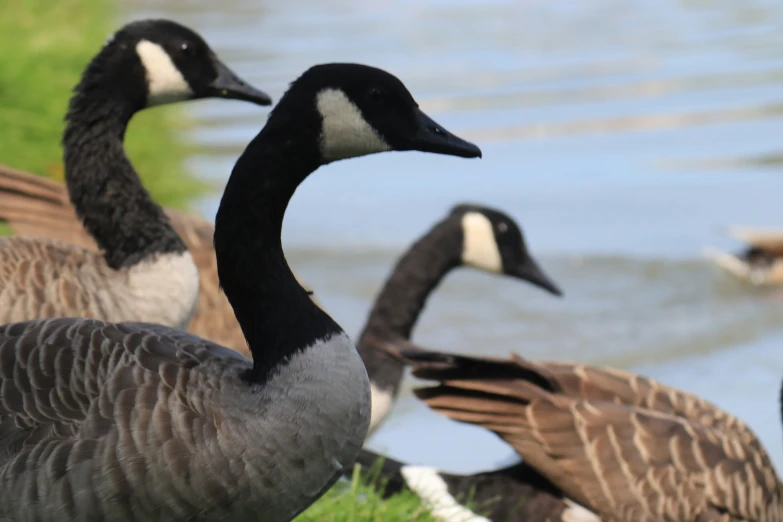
[
  {"xmin": 0, "ymin": 0, "xmax": 205, "ymax": 211},
  {"xmin": 297, "ymin": 466, "xmax": 437, "ymax": 522}
]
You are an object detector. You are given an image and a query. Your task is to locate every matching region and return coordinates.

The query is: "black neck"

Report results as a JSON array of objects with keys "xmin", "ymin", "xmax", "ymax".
[
  {"xmin": 358, "ymin": 217, "xmax": 461, "ymax": 391},
  {"xmin": 214, "ymin": 124, "xmax": 343, "ymax": 384},
  {"xmin": 63, "ymin": 86, "xmax": 185, "ymax": 269}
]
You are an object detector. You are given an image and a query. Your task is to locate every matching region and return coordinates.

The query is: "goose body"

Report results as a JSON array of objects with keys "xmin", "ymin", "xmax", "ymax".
[
  {"xmin": 385, "ymin": 350, "xmax": 782, "ymax": 522},
  {"xmin": 0, "ymin": 19, "xmax": 271, "ymax": 331},
  {"xmin": 0, "ymin": 62, "xmax": 481, "ymax": 520},
  {"xmin": 0, "ymin": 319, "xmax": 364, "ymax": 522},
  {"xmin": 0, "ymin": 163, "xmax": 316, "ymax": 352},
  {"xmin": 357, "ymin": 204, "xmax": 561, "ymax": 435},
  {"xmin": 705, "ymin": 226, "xmax": 783, "ymax": 286}
]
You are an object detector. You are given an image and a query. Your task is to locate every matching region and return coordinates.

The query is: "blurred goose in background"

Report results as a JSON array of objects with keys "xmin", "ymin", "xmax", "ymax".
[
  {"xmin": 358, "ymin": 203, "xmax": 561, "ymax": 435},
  {"xmin": 0, "ymin": 62, "xmax": 482, "ymax": 521},
  {"xmin": 0, "ymin": 163, "xmax": 320, "ymax": 352},
  {"xmin": 356, "ymin": 349, "xmax": 780, "ymax": 522},
  {"xmin": 705, "ymin": 226, "xmax": 783, "ymax": 286},
  {"xmin": 0, "ymin": 19, "xmax": 271, "ymax": 331}
]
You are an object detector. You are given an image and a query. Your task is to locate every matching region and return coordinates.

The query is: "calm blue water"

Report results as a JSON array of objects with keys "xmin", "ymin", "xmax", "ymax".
[{"xmin": 124, "ymin": 0, "xmax": 783, "ymax": 472}]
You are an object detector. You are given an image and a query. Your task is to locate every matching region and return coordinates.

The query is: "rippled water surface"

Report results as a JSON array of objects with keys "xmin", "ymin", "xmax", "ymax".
[{"xmin": 123, "ymin": 0, "xmax": 783, "ymax": 471}]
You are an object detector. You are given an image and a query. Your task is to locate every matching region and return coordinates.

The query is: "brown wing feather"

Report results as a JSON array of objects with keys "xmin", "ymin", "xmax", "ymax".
[
  {"xmin": 0, "ymin": 165, "xmax": 318, "ymax": 357},
  {"xmin": 406, "ymin": 351, "xmax": 783, "ymax": 522},
  {"xmin": 398, "ymin": 348, "xmax": 762, "ymax": 452},
  {"xmin": 519, "ymin": 358, "xmax": 763, "ymax": 452},
  {"xmin": 0, "ymin": 164, "xmax": 94, "ymax": 248}
]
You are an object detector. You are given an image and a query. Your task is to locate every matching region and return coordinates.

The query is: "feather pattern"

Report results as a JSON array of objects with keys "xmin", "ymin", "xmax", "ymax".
[
  {"xmin": 0, "ymin": 318, "xmax": 367, "ymax": 522},
  {"xmin": 402, "ymin": 350, "xmax": 783, "ymax": 522},
  {"xmin": 0, "ymin": 236, "xmax": 197, "ymax": 330}
]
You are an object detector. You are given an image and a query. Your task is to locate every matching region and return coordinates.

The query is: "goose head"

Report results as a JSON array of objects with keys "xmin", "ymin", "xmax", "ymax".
[
  {"xmin": 86, "ymin": 19, "xmax": 271, "ymax": 110},
  {"xmin": 263, "ymin": 63, "xmax": 482, "ymax": 163},
  {"xmin": 450, "ymin": 203, "xmax": 563, "ymax": 296}
]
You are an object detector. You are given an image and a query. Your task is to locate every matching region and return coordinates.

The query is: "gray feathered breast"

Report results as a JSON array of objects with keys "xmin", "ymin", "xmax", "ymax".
[{"xmin": 0, "ymin": 318, "xmax": 368, "ymax": 522}]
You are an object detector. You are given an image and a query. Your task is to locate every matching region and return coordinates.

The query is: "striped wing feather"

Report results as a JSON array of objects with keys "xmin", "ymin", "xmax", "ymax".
[
  {"xmin": 521, "ymin": 357, "xmax": 763, "ymax": 452},
  {"xmin": 407, "ymin": 351, "xmax": 783, "ymax": 522},
  {"xmin": 400, "ymin": 349, "xmax": 761, "ymax": 450}
]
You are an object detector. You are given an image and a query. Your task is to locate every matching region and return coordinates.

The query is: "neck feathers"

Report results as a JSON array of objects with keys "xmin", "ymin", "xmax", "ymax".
[
  {"xmin": 362, "ymin": 217, "xmax": 461, "ymax": 342},
  {"xmin": 63, "ymin": 67, "xmax": 185, "ymax": 270},
  {"xmin": 214, "ymin": 128, "xmax": 341, "ymax": 384},
  {"xmin": 358, "ymin": 217, "xmax": 461, "ymax": 393}
]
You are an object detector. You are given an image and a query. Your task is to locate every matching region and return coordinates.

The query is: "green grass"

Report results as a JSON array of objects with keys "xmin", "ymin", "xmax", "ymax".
[
  {"xmin": 0, "ymin": 0, "xmax": 206, "ymax": 211},
  {"xmin": 296, "ymin": 465, "xmax": 437, "ymax": 522}
]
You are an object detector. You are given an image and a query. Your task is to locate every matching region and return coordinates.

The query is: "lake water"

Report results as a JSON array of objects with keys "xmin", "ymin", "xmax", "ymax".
[{"xmin": 124, "ymin": 0, "xmax": 783, "ymax": 473}]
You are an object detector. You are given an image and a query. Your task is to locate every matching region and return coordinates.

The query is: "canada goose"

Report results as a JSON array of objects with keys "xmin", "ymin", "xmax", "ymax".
[
  {"xmin": 0, "ymin": 62, "xmax": 481, "ymax": 521},
  {"xmin": 0, "ymin": 163, "xmax": 319, "ymax": 353},
  {"xmin": 0, "ymin": 19, "xmax": 271, "ymax": 331},
  {"xmin": 368, "ymin": 349, "xmax": 781, "ymax": 522},
  {"xmin": 705, "ymin": 227, "xmax": 783, "ymax": 286},
  {"xmin": 359, "ymin": 203, "xmax": 562, "ymax": 435}
]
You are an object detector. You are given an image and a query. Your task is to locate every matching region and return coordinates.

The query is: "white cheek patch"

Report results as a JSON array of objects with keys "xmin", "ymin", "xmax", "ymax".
[
  {"xmin": 135, "ymin": 40, "xmax": 193, "ymax": 106},
  {"xmin": 316, "ymin": 88, "xmax": 391, "ymax": 161},
  {"xmin": 461, "ymin": 212, "xmax": 502, "ymax": 273}
]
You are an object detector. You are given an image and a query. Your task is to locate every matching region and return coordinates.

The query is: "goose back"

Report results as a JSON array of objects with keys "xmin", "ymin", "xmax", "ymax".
[
  {"xmin": 0, "ymin": 318, "xmax": 366, "ymax": 521},
  {"xmin": 0, "ymin": 237, "xmax": 196, "ymax": 328},
  {"xmin": 403, "ymin": 350, "xmax": 783, "ymax": 522}
]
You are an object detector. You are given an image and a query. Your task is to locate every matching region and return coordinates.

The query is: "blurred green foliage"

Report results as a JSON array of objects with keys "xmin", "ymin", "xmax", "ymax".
[
  {"xmin": 0, "ymin": 0, "xmax": 206, "ymax": 211},
  {"xmin": 296, "ymin": 465, "xmax": 438, "ymax": 522}
]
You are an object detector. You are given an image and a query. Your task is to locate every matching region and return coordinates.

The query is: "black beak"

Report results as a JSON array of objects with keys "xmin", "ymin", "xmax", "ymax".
[
  {"xmin": 206, "ymin": 58, "xmax": 273, "ymax": 106},
  {"xmin": 407, "ymin": 108, "xmax": 482, "ymax": 159},
  {"xmin": 509, "ymin": 257, "xmax": 563, "ymax": 297}
]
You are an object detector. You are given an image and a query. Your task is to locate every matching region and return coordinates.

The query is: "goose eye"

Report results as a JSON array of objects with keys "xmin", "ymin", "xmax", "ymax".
[
  {"xmin": 180, "ymin": 42, "xmax": 195, "ymax": 57},
  {"xmin": 497, "ymin": 223, "xmax": 508, "ymax": 233},
  {"xmin": 368, "ymin": 87, "xmax": 386, "ymax": 102}
]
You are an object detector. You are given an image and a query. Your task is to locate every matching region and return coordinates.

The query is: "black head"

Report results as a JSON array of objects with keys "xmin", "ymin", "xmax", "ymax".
[
  {"xmin": 449, "ymin": 203, "xmax": 563, "ymax": 296},
  {"xmin": 267, "ymin": 63, "xmax": 481, "ymax": 162},
  {"xmin": 81, "ymin": 19, "xmax": 271, "ymax": 111}
]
